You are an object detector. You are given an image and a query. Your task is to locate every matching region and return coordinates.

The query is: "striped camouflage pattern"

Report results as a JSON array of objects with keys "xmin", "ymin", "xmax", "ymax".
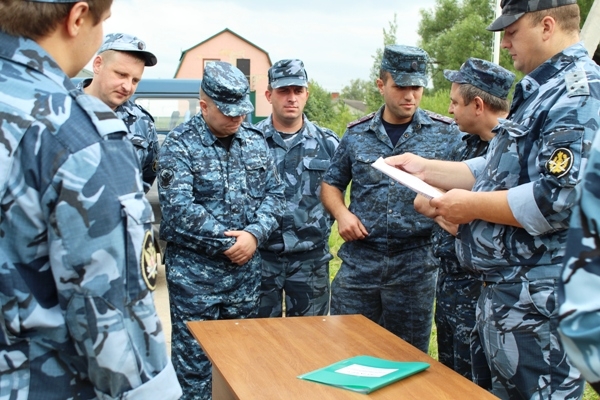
[
  {"xmin": 78, "ymin": 79, "xmax": 159, "ymax": 193},
  {"xmin": 559, "ymin": 126, "xmax": 600, "ymax": 394},
  {"xmin": 0, "ymin": 31, "xmax": 180, "ymax": 399}
]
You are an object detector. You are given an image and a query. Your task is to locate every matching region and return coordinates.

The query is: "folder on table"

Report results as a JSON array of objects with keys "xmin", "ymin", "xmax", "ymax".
[{"xmin": 298, "ymin": 355, "xmax": 430, "ymax": 394}]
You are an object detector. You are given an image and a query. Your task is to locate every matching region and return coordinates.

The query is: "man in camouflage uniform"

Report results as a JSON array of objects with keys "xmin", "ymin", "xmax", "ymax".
[
  {"xmin": 0, "ymin": 1, "xmax": 181, "ymax": 399},
  {"xmin": 79, "ymin": 32, "xmax": 159, "ymax": 193},
  {"xmin": 256, "ymin": 59, "xmax": 339, "ymax": 317},
  {"xmin": 386, "ymin": 0, "xmax": 600, "ymax": 397},
  {"xmin": 558, "ymin": 129, "xmax": 600, "ymax": 396},
  {"xmin": 321, "ymin": 45, "xmax": 461, "ymax": 353},
  {"xmin": 414, "ymin": 58, "xmax": 515, "ymax": 384},
  {"xmin": 158, "ymin": 61, "xmax": 285, "ymax": 399}
]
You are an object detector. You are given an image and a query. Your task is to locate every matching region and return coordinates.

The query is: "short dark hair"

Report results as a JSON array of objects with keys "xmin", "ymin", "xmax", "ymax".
[
  {"xmin": 0, "ymin": 0, "xmax": 112, "ymax": 40},
  {"xmin": 458, "ymin": 83, "xmax": 510, "ymax": 113},
  {"xmin": 527, "ymin": 4, "xmax": 580, "ymax": 33},
  {"xmin": 379, "ymin": 68, "xmax": 390, "ymax": 83}
]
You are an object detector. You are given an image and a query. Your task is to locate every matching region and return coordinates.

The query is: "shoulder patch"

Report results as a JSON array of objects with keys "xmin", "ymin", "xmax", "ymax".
[
  {"xmin": 546, "ymin": 148, "xmax": 574, "ymax": 178},
  {"xmin": 425, "ymin": 110, "xmax": 453, "ymax": 125},
  {"xmin": 347, "ymin": 112, "xmax": 376, "ymax": 128},
  {"xmin": 565, "ymin": 69, "xmax": 590, "ymax": 97},
  {"xmin": 141, "ymin": 230, "xmax": 158, "ymax": 291}
]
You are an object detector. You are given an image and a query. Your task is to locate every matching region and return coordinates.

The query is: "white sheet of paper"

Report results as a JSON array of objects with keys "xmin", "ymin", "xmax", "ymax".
[
  {"xmin": 335, "ymin": 364, "xmax": 398, "ymax": 378},
  {"xmin": 371, "ymin": 157, "xmax": 443, "ymax": 199}
]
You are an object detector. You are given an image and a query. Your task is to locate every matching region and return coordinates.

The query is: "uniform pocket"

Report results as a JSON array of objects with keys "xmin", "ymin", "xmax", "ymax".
[
  {"xmin": 353, "ymin": 153, "xmax": 383, "ymax": 186},
  {"xmin": 119, "ymin": 193, "xmax": 158, "ymax": 294},
  {"xmin": 303, "ymin": 158, "xmax": 330, "ymax": 196},
  {"xmin": 245, "ymin": 157, "xmax": 267, "ymax": 198}
]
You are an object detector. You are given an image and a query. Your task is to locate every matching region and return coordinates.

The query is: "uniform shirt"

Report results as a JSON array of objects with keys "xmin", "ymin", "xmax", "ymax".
[
  {"xmin": 0, "ymin": 31, "xmax": 180, "ymax": 399},
  {"xmin": 158, "ymin": 114, "xmax": 285, "ymax": 257},
  {"xmin": 558, "ymin": 128, "xmax": 600, "ymax": 389},
  {"xmin": 323, "ymin": 106, "xmax": 461, "ymax": 250},
  {"xmin": 456, "ymin": 43, "xmax": 600, "ymax": 282},
  {"xmin": 432, "ymin": 133, "xmax": 489, "ymax": 274},
  {"xmin": 78, "ymin": 78, "xmax": 159, "ymax": 193},
  {"xmin": 256, "ymin": 115, "xmax": 339, "ymax": 254}
]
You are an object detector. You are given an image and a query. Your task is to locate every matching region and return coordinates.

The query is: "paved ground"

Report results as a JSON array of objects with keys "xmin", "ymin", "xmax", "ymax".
[{"xmin": 153, "ymin": 262, "xmax": 172, "ymax": 355}]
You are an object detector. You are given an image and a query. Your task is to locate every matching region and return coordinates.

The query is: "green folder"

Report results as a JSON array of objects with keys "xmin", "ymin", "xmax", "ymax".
[{"xmin": 297, "ymin": 355, "xmax": 430, "ymax": 394}]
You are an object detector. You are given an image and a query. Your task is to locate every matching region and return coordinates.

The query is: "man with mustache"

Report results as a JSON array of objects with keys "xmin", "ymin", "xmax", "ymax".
[
  {"xmin": 80, "ymin": 32, "xmax": 159, "ymax": 193},
  {"xmin": 321, "ymin": 45, "xmax": 461, "ymax": 353}
]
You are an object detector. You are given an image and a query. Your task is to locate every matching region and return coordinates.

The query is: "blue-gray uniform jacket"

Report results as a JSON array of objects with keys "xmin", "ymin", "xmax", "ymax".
[
  {"xmin": 0, "ymin": 31, "xmax": 181, "ymax": 399},
  {"xmin": 158, "ymin": 114, "xmax": 285, "ymax": 258},
  {"xmin": 433, "ymin": 134, "xmax": 489, "ymax": 269},
  {"xmin": 256, "ymin": 115, "xmax": 339, "ymax": 254},
  {"xmin": 77, "ymin": 78, "xmax": 159, "ymax": 193},
  {"xmin": 323, "ymin": 106, "xmax": 461, "ymax": 250},
  {"xmin": 456, "ymin": 43, "xmax": 600, "ymax": 282},
  {"xmin": 559, "ymin": 128, "xmax": 600, "ymax": 392}
]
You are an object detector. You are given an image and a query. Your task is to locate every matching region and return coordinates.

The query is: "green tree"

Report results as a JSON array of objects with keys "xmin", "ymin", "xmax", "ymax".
[
  {"xmin": 340, "ymin": 78, "xmax": 371, "ymax": 101},
  {"xmin": 304, "ymin": 79, "xmax": 336, "ymax": 128},
  {"xmin": 418, "ymin": 0, "xmax": 517, "ymax": 92}
]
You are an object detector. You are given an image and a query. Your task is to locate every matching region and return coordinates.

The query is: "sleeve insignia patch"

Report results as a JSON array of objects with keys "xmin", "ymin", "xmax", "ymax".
[
  {"xmin": 159, "ymin": 168, "xmax": 174, "ymax": 189},
  {"xmin": 546, "ymin": 148, "xmax": 573, "ymax": 178},
  {"xmin": 141, "ymin": 230, "xmax": 158, "ymax": 291}
]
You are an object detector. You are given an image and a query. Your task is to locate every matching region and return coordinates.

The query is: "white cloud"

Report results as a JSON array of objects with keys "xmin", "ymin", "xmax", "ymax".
[{"xmin": 96, "ymin": 0, "xmax": 437, "ymax": 91}]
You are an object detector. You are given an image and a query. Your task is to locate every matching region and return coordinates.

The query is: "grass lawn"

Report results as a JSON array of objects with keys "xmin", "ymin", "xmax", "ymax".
[{"xmin": 327, "ymin": 223, "xmax": 599, "ymax": 400}]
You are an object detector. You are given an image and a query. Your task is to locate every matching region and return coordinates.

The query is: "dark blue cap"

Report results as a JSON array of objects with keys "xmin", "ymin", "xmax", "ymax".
[
  {"xmin": 444, "ymin": 58, "xmax": 516, "ymax": 99},
  {"xmin": 381, "ymin": 45, "xmax": 429, "ymax": 87},
  {"xmin": 201, "ymin": 62, "xmax": 254, "ymax": 117},
  {"xmin": 487, "ymin": 0, "xmax": 577, "ymax": 31}
]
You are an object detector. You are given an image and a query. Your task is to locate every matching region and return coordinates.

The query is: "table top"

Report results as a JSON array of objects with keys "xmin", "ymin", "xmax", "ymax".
[{"xmin": 188, "ymin": 314, "xmax": 498, "ymax": 399}]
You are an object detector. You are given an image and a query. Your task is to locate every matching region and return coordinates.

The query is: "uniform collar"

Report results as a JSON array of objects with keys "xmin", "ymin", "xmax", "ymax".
[{"xmin": 0, "ymin": 31, "xmax": 76, "ymax": 92}]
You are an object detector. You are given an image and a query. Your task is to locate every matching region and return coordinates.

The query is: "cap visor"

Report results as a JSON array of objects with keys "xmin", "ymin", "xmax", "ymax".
[
  {"xmin": 270, "ymin": 77, "xmax": 308, "ymax": 89},
  {"xmin": 486, "ymin": 12, "xmax": 524, "ymax": 31},
  {"xmin": 215, "ymin": 99, "xmax": 254, "ymax": 117},
  {"xmin": 443, "ymin": 70, "xmax": 463, "ymax": 83},
  {"xmin": 391, "ymin": 73, "xmax": 427, "ymax": 88}
]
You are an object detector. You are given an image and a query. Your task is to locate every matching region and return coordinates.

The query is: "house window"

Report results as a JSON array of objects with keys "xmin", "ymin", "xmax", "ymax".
[{"xmin": 236, "ymin": 59, "xmax": 251, "ymax": 83}]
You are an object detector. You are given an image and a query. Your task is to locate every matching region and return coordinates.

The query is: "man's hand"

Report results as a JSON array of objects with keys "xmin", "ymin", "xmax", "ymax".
[
  {"xmin": 414, "ymin": 193, "xmax": 438, "ymax": 218},
  {"xmin": 384, "ymin": 153, "xmax": 427, "ymax": 179},
  {"xmin": 223, "ymin": 230, "xmax": 258, "ymax": 266},
  {"xmin": 430, "ymin": 189, "xmax": 475, "ymax": 225},
  {"xmin": 434, "ymin": 216, "xmax": 459, "ymax": 236},
  {"xmin": 336, "ymin": 209, "xmax": 369, "ymax": 242}
]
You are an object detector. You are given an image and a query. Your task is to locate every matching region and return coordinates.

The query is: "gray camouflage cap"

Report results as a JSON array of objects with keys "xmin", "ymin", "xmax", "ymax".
[
  {"xmin": 381, "ymin": 45, "xmax": 429, "ymax": 87},
  {"xmin": 443, "ymin": 58, "xmax": 516, "ymax": 99},
  {"xmin": 487, "ymin": 0, "xmax": 577, "ymax": 31},
  {"xmin": 201, "ymin": 62, "xmax": 254, "ymax": 117},
  {"xmin": 98, "ymin": 33, "xmax": 157, "ymax": 67},
  {"xmin": 268, "ymin": 59, "xmax": 308, "ymax": 89}
]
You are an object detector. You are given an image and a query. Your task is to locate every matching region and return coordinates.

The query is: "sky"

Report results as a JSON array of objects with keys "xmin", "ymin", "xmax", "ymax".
[{"xmin": 94, "ymin": 0, "xmax": 438, "ymax": 92}]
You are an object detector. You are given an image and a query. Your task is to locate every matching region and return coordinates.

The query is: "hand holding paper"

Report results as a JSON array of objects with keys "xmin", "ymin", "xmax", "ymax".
[{"xmin": 371, "ymin": 157, "xmax": 443, "ymax": 199}]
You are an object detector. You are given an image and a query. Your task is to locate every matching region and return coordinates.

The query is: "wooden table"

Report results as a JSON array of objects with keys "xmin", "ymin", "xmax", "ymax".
[{"xmin": 187, "ymin": 314, "xmax": 498, "ymax": 399}]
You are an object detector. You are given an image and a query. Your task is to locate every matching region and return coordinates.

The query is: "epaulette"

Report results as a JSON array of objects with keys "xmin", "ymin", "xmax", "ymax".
[
  {"xmin": 565, "ymin": 69, "xmax": 590, "ymax": 97},
  {"xmin": 347, "ymin": 112, "xmax": 376, "ymax": 128},
  {"xmin": 133, "ymin": 102, "xmax": 155, "ymax": 122},
  {"xmin": 425, "ymin": 110, "xmax": 453, "ymax": 125},
  {"xmin": 242, "ymin": 121, "xmax": 263, "ymax": 134}
]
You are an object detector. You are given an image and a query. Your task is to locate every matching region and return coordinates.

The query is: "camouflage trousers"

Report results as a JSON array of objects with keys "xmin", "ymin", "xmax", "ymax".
[
  {"xmin": 258, "ymin": 248, "xmax": 332, "ymax": 317},
  {"xmin": 330, "ymin": 240, "xmax": 437, "ymax": 353},
  {"xmin": 435, "ymin": 260, "xmax": 485, "ymax": 382},
  {"xmin": 476, "ymin": 278, "xmax": 584, "ymax": 399},
  {"xmin": 165, "ymin": 247, "xmax": 261, "ymax": 400}
]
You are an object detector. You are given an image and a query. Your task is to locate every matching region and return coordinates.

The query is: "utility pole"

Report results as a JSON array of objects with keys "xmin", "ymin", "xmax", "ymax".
[
  {"xmin": 492, "ymin": 0, "xmax": 502, "ymax": 64},
  {"xmin": 581, "ymin": 0, "xmax": 600, "ymax": 57}
]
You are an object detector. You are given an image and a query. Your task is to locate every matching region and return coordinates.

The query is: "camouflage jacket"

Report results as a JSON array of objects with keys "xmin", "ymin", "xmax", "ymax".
[
  {"xmin": 256, "ymin": 115, "xmax": 339, "ymax": 254},
  {"xmin": 432, "ymin": 133, "xmax": 489, "ymax": 274},
  {"xmin": 323, "ymin": 106, "xmax": 461, "ymax": 250},
  {"xmin": 158, "ymin": 115, "xmax": 285, "ymax": 258},
  {"xmin": 456, "ymin": 43, "xmax": 600, "ymax": 282},
  {"xmin": 558, "ymin": 127, "xmax": 600, "ymax": 390},
  {"xmin": 0, "ymin": 31, "xmax": 180, "ymax": 399},
  {"xmin": 78, "ymin": 78, "xmax": 159, "ymax": 193}
]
